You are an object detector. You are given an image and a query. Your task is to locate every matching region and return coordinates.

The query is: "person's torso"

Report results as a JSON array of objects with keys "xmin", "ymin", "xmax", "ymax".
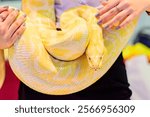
[{"xmin": 55, "ymin": 0, "xmax": 102, "ymax": 25}]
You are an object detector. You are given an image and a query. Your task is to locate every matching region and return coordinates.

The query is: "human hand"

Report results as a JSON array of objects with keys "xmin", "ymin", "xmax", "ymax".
[
  {"xmin": 96, "ymin": 0, "xmax": 150, "ymax": 30},
  {"xmin": 0, "ymin": 6, "xmax": 26, "ymax": 49}
]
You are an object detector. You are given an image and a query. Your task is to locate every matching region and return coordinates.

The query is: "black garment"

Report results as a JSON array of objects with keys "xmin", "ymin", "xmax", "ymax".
[{"xmin": 19, "ymin": 54, "xmax": 132, "ymax": 100}]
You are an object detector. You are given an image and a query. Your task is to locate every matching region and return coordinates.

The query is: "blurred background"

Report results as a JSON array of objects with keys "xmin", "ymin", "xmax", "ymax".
[{"xmin": 0, "ymin": 0, "xmax": 150, "ymax": 100}]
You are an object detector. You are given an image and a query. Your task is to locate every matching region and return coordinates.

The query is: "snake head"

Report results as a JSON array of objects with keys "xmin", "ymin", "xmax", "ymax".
[
  {"xmin": 87, "ymin": 55, "xmax": 104, "ymax": 71},
  {"xmin": 86, "ymin": 47, "xmax": 107, "ymax": 71}
]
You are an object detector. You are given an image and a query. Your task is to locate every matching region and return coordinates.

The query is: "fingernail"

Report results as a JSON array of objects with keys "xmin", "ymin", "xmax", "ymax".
[
  {"xmin": 104, "ymin": 25, "xmax": 109, "ymax": 29},
  {"xmin": 11, "ymin": 8, "xmax": 15, "ymax": 11},
  {"xmin": 116, "ymin": 26, "xmax": 120, "ymax": 30},
  {"xmin": 3, "ymin": 6, "xmax": 9, "ymax": 8},
  {"xmin": 95, "ymin": 13, "xmax": 100, "ymax": 17},
  {"xmin": 18, "ymin": 36, "xmax": 21, "ymax": 39},
  {"xmin": 97, "ymin": 20, "xmax": 103, "ymax": 25}
]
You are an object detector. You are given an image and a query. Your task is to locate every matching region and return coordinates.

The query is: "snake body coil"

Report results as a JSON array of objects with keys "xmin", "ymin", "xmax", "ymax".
[{"xmin": 0, "ymin": 0, "xmax": 138, "ymax": 95}]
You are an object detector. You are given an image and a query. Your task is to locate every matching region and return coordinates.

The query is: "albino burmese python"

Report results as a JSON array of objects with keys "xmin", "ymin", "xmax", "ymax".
[{"xmin": 0, "ymin": 0, "xmax": 138, "ymax": 95}]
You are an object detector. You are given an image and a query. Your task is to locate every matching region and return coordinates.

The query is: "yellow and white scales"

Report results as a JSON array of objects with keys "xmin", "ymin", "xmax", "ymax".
[{"xmin": 0, "ymin": 0, "xmax": 138, "ymax": 95}]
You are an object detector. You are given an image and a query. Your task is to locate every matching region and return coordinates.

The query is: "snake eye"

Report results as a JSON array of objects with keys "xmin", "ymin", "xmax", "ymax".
[
  {"xmin": 100, "ymin": 55, "xmax": 104, "ymax": 60},
  {"xmin": 89, "ymin": 57, "xmax": 92, "ymax": 61}
]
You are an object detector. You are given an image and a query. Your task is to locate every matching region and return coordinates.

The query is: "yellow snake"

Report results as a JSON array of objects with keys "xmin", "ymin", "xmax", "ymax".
[{"xmin": 0, "ymin": 0, "xmax": 138, "ymax": 95}]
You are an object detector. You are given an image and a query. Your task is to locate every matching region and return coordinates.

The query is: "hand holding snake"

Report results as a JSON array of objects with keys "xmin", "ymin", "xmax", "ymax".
[
  {"xmin": 0, "ymin": 6, "xmax": 26, "ymax": 49},
  {"xmin": 96, "ymin": 0, "xmax": 150, "ymax": 29}
]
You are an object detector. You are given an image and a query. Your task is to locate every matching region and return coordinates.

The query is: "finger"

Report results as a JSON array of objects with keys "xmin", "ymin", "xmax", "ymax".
[
  {"xmin": 8, "ymin": 14, "xmax": 26, "ymax": 38},
  {"xmin": 9, "ymin": 23, "xmax": 26, "ymax": 47},
  {"xmin": 0, "ymin": 6, "xmax": 9, "ymax": 13},
  {"xmin": 0, "ymin": 11, "xmax": 9, "ymax": 21},
  {"xmin": 103, "ymin": 8, "xmax": 133, "ymax": 29},
  {"xmin": 96, "ymin": 5, "xmax": 104, "ymax": 10},
  {"xmin": 96, "ymin": 1, "xmax": 108, "ymax": 17},
  {"xmin": 0, "ymin": 8, "xmax": 15, "ymax": 22},
  {"xmin": 96, "ymin": 2, "xmax": 117, "ymax": 19},
  {"xmin": 3, "ymin": 9, "xmax": 19, "ymax": 28},
  {"xmin": 97, "ymin": 0, "xmax": 133, "ymax": 26},
  {"xmin": 115, "ymin": 1, "xmax": 130, "ymax": 11},
  {"xmin": 98, "ymin": 0, "xmax": 120, "ymax": 15},
  {"xmin": 8, "ymin": 8, "xmax": 15, "ymax": 12},
  {"xmin": 101, "ymin": 1, "xmax": 108, "ymax": 6},
  {"xmin": 97, "ymin": 6, "xmax": 119, "ymax": 24},
  {"xmin": 119, "ymin": 13, "xmax": 137, "ymax": 28},
  {"xmin": 0, "ymin": 14, "xmax": 5, "ymax": 22}
]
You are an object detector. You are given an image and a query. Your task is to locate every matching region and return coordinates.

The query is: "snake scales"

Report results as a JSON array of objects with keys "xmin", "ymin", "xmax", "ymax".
[{"xmin": 0, "ymin": 0, "xmax": 138, "ymax": 95}]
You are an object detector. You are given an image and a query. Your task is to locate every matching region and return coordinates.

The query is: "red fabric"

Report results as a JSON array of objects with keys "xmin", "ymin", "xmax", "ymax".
[{"xmin": 0, "ymin": 61, "xmax": 20, "ymax": 100}]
